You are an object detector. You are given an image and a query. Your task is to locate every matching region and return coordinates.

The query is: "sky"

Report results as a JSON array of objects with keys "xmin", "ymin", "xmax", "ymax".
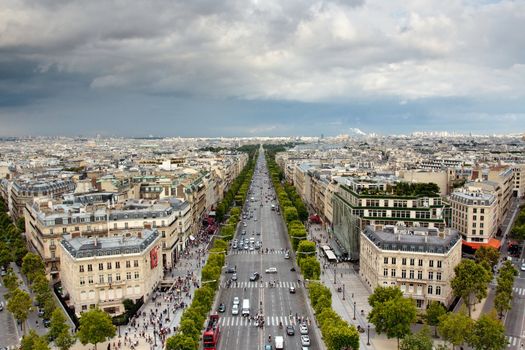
[{"xmin": 0, "ymin": 0, "xmax": 524, "ymax": 137}]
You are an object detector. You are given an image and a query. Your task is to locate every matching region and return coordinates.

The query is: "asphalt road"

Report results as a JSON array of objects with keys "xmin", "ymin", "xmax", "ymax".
[
  {"xmin": 215, "ymin": 149, "xmax": 320, "ymax": 350},
  {"xmin": 505, "ymin": 252, "xmax": 525, "ymax": 348},
  {"xmin": 0, "ymin": 278, "xmax": 19, "ymax": 347}
]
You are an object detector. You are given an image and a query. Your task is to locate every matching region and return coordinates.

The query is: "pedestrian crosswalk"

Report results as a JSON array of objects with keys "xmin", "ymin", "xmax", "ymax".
[
  {"xmin": 219, "ymin": 315, "xmax": 301, "ymax": 327},
  {"xmin": 222, "ymin": 281, "xmax": 299, "ymax": 289},
  {"xmin": 507, "ymin": 335, "xmax": 520, "ymax": 347},
  {"xmin": 512, "ymin": 287, "xmax": 525, "ymax": 296},
  {"xmin": 230, "ymin": 250, "xmax": 287, "ymax": 255}
]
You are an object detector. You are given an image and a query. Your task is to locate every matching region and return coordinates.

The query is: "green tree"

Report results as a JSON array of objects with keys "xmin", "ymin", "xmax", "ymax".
[
  {"xmin": 77, "ymin": 308, "xmax": 116, "ymax": 350},
  {"xmin": 179, "ymin": 318, "xmax": 200, "ymax": 341},
  {"xmin": 7, "ymin": 288, "xmax": 32, "ymax": 334},
  {"xmin": 165, "ymin": 334, "xmax": 197, "ymax": 350},
  {"xmin": 284, "ymin": 206, "xmax": 299, "ymax": 223},
  {"xmin": 20, "ymin": 329, "xmax": 50, "ymax": 350},
  {"xmin": 468, "ymin": 311, "xmax": 507, "ymax": 350},
  {"xmin": 368, "ymin": 296, "xmax": 417, "ymax": 349},
  {"xmin": 494, "ymin": 289, "xmax": 512, "ymax": 318},
  {"xmin": 368, "ymin": 286, "xmax": 403, "ymax": 307},
  {"xmin": 2, "ymin": 269, "xmax": 20, "ymax": 292},
  {"xmin": 0, "ymin": 242, "xmax": 12, "ymax": 268},
  {"xmin": 48, "ymin": 308, "xmax": 70, "ymax": 341},
  {"xmin": 424, "ymin": 301, "xmax": 446, "ymax": 337},
  {"xmin": 299, "ymin": 256, "xmax": 321, "ymax": 280},
  {"xmin": 475, "ymin": 246, "xmax": 500, "ymax": 270},
  {"xmin": 450, "ymin": 259, "xmax": 491, "ymax": 316},
  {"xmin": 21, "ymin": 253, "xmax": 45, "ymax": 284},
  {"xmin": 296, "ymin": 240, "xmax": 316, "ymax": 263},
  {"xmin": 400, "ymin": 326, "xmax": 433, "ymax": 350},
  {"xmin": 438, "ymin": 308, "xmax": 473, "ymax": 349},
  {"xmin": 324, "ymin": 324, "xmax": 360, "ymax": 350},
  {"xmin": 54, "ymin": 328, "xmax": 76, "ymax": 350}
]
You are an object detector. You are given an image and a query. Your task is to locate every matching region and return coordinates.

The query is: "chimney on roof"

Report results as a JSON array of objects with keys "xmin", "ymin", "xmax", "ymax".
[{"xmin": 137, "ymin": 231, "xmax": 142, "ymax": 238}]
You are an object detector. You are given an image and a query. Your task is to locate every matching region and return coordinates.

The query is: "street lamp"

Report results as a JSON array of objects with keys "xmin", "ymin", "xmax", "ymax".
[
  {"xmin": 118, "ymin": 325, "xmax": 121, "ymax": 337},
  {"xmin": 367, "ymin": 324, "xmax": 371, "ymax": 345},
  {"xmin": 334, "ymin": 266, "xmax": 337, "ymax": 284},
  {"xmin": 342, "ymin": 284, "xmax": 345, "ymax": 300},
  {"xmin": 353, "ymin": 301, "xmax": 356, "ymax": 320},
  {"xmin": 153, "ymin": 324, "xmax": 157, "ymax": 347}
]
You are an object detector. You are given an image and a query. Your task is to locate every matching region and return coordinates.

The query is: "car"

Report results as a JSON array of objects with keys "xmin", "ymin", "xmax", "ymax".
[
  {"xmin": 233, "ymin": 297, "xmax": 240, "ymax": 305},
  {"xmin": 301, "ymin": 335, "xmax": 310, "ymax": 346},
  {"xmin": 226, "ymin": 267, "xmax": 236, "ymax": 273},
  {"xmin": 521, "ymin": 263, "xmax": 525, "ymax": 271},
  {"xmin": 232, "ymin": 304, "xmax": 239, "ymax": 315},
  {"xmin": 38, "ymin": 308, "xmax": 45, "ymax": 317},
  {"xmin": 289, "ymin": 286, "xmax": 296, "ymax": 294},
  {"xmin": 43, "ymin": 319, "xmax": 51, "ymax": 328},
  {"xmin": 254, "ymin": 218, "xmax": 257, "ymax": 221},
  {"xmin": 265, "ymin": 267, "xmax": 277, "ymax": 273},
  {"xmin": 284, "ymin": 252, "xmax": 290, "ymax": 259},
  {"xmin": 286, "ymin": 325, "xmax": 295, "ymax": 335},
  {"xmin": 244, "ymin": 244, "xmax": 249, "ymax": 250},
  {"xmin": 242, "ymin": 230, "xmax": 246, "ymax": 235},
  {"xmin": 250, "ymin": 245, "xmax": 255, "ymax": 251},
  {"xmin": 232, "ymin": 273, "xmax": 238, "ymax": 281},
  {"xmin": 218, "ymin": 303, "xmax": 226, "ymax": 313},
  {"xmin": 264, "ymin": 345, "xmax": 273, "ymax": 350},
  {"xmin": 232, "ymin": 243, "xmax": 238, "ymax": 249},
  {"xmin": 250, "ymin": 272, "xmax": 260, "ymax": 281},
  {"xmin": 0, "ymin": 302, "xmax": 4, "ymax": 311},
  {"xmin": 299, "ymin": 324, "xmax": 308, "ymax": 335}
]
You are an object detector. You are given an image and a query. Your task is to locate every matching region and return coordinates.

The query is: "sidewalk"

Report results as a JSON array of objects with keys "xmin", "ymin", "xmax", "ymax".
[{"xmin": 70, "ymin": 230, "xmax": 213, "ymax": 350}]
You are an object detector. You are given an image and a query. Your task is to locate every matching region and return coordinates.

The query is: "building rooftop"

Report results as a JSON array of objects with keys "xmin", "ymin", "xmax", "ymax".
[
  {"xmin": 61, "ymin": 228, "xmax": 159, "ymax": 259},
  {"xmin": 362, "ymin": 225, "xmax": 461, "ymax": 254},
  {"xmin": 450, "ymin": 189, "xmax": 496, "ymax": 206}
]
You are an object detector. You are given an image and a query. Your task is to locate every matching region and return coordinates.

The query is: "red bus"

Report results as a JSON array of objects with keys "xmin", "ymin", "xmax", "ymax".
[{"xmin": 203, "ymin": 314, "xmax": 221, "ymax": 349}]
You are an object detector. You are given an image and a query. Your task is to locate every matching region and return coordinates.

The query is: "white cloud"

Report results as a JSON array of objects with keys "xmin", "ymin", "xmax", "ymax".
[{"xmin": 1, "ymin": 0, "xmax": 524, "ymax": 103}]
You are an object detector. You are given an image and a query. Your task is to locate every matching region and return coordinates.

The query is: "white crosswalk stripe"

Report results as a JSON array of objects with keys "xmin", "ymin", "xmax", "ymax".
[
  {"xmin": 512, "ymin": 287, "xmax": 525, "ymax": 296},
  {"xmin": 507, "ymin": 335, "xmax": 518, "ymax": 347},
  {"xmin": 222, "ymin": 281, "xmax": 298, "ymax": 288}
]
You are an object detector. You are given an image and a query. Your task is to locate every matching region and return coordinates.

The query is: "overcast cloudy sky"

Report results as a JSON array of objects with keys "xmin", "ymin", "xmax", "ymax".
[{"xmin": 0, "ymin": 0, "xmax": 524, "ymax": 137}]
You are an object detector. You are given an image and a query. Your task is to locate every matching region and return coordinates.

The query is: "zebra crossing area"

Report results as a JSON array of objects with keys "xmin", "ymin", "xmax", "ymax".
[
  {"xmin": 218, "ymin": 315, "xmax": 307, "ymax": 327},
  {"xmin": 221, "ymin": 281, "xmax": 299, "ymax": 289},
  {"xmin": 512, "ymin": 287, "xmax": 525, "ymax": 297},
  {"xmin": 229, "ymin": 250, "xmax": 287, "ymax": 255},
  {"xmin": 506, "ymin": 335, "xmax": 522, "ymax": 348}
]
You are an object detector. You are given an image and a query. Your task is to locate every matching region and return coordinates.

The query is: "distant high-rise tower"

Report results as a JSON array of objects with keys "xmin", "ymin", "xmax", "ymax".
[{"xmin": 321, "ymin": 133, "xmax": 324, "ymax": 139}]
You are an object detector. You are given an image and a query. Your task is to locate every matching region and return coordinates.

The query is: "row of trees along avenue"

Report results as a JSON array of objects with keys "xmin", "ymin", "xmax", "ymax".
[{"xmin": 265, "ymin": 145, "xmax": 360, "ymax": 350}]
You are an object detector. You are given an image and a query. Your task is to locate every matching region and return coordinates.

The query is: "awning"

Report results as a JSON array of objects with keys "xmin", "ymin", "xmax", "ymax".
[
  {"xmin": 462, "ymin": 238, "xmax": 501, "ymax": 250},
  {"xmin": 189, "ymin": 235, "xmax": 195, "ymax": 241}
]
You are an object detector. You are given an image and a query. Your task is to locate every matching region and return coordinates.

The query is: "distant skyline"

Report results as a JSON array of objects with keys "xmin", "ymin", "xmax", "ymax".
[{"xmin": 1, "ymin": 0, "xmax": 525, "ymax": 137}]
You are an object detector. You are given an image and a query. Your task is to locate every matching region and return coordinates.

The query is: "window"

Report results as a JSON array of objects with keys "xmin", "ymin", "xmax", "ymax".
[
  {"xmin": 473, "ymin": 208, "xmax": 477, "ymax": 213},
  {"xmin": 126, "ymin": 272, "xmax": 131, "ymax": 280},
  {"xmin": 473, "ymin": 215, "xmax": 477, "ymax": 221},
  {"xmin": 429, "ymin": 260, "xmax": 434, "ymax": 268},
  {"xmin": 384, "ymin": 268, "xmax": 388, "ymax": 277},
  {"xmin": 79, "ymin": 265, "xmax": 85, "ymax": 273},
  {"xmin": 98, "ymin": 263, "xmax": 104, "ymax": 271},
  {"xmin": 480, "ymin": 216, "xmax": 484, "ymax": 221},
  {"xmin": 88, "ymin": 276, "xmax": 93, "ymax": 284},
  {"xmin": 107, "ymin": 262, "xmax": 112, "ymax": 270},
  {"xmin": 114, "ymin": 223, "xmax": 118, "ymax": 229},
  {"xmin": 116, "ymin": 273, "xmax": 121, "ymax": 281},
  {"xmin": 418, "ymin": 259, "xmax": 423, "ymax": 267},
  {"xmin": 384, "ymin": 257, "xmax": 388, "ymax": 264},
  {"xmin": 125, "ymin": 223, "xmax": 129, "ymax": 229},
  {"xmin": 134, "ymin": 260, "xmax": 139, "ymax": 267},
  {"xmin": 401, "ymin": 270, "xmax": 406, "ymax": 279},
  {"xmin": 410, "ymin": 259, "xmax": 415, "ymax": 266},
  {"xmin": 402, "ymin": 258, "xmax": 407, "ymax": 265},
  {"xmin": 391, "ymin": 269, "xmax": 396, "ymax": 277},
  {"xmin": 392, "ymin": 257, "xmax": 396, "ymax": 264},
  {"xmin": 62, "ymin": 227, "xmax": 67, "ymax": 233},
  {"xmin": 428, "ymin": 272, "xmax": 434, "ymax": 280},
  {"xmin": 417, "ymin": 271, "xmax": 422, "ymax": 280},
  {"xmin": 436, "ymin": 272, "xmax": 442, "ymax": 281},
  {"xmin": 80, "ymin": 277, "xmax": 85, "ymax": 286},
  {"xmin": 480, "ymin": 208, "xmax": 484, "ymax": 214},
  {"xmin": 437, "ymin": 261, "xmax": 442, "ymax": 268},
  {"xmin": 107, "ymin": 274, "xmax": 112, "ymax": 284},
  {"xmin": 436, "ymin": 286, "xmax": 441, "ymax": 295},
  {"xmin": 99, "ymin": 275, "xmax": 104, "ymax": 284},
  {"xmin": 427, "ymin": 285, "xmax": 433, "ymax": 294},
  {"xmin": 409, "ymin": 270, "xmax": 414, "ymax": 279},
  {"xmin": 88, "ymin": 264, "xmax": 93, "ymax": 272},
  {"xmin": 126, "ymin": 261, "xmax": 131, "ymax": 268},
  {"xmin": 115, "ymin": 261, "xmax": 120, "ymax": 269},
  {"xmin": 416, "ymin": 299, "xmax": 424, "ymax": 308},
  {"xmin": 134, "ymin": 271, "xmax": 140, "ymax": 279}
]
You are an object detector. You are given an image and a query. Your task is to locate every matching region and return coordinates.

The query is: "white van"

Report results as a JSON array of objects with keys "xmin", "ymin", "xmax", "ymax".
[
  {"xmin": 241, "ymin": 299, "xmax": 250, "ymax": 316},
  {"xmin": 275, "ymin": 335, "xmax": 284, "ymax": 349}
]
